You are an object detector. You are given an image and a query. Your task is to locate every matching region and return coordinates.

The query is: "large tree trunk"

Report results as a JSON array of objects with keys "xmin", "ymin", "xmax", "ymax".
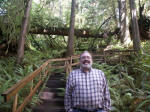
[
  {"xmin": 118, "ymin": 0, "xmax": 131, "ymax": 45},
  {"xmin": 66, "ymin": 0, "xmax": 76, "ymax": 56},
  {"xmin": 112, "ymin": 1, "xmax": 118, "ymax": 27},
  {"xmin": 17, "ymin": 0, "xmax": 32, "ymax": 64},
  {"xmin": 29, "ymin": 27, "xmax": 119, "ymax": 38},
  {"xmin": 129, "ymin": 0, "xmax": 141, "ymax": 51},
  {"xmin": 59, "ymin": 0, "xmax": 62, "ymax": 18}
]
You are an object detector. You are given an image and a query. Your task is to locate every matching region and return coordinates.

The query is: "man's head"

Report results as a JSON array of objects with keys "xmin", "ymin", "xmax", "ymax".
[{"xmin": 80, "ymin": 51, "xmax": 93, "ymax": 70}]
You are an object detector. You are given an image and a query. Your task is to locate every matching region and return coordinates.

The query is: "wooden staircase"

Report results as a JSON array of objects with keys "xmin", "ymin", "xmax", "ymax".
[{"xmin": 32, "ymin": 72, "xmax": 66, "ymax": 112}]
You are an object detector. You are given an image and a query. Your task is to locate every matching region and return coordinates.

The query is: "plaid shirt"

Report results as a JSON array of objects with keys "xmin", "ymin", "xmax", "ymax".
[{"xmin": 64, "ymin": 68, "xmax": 111, "ymax": 112}]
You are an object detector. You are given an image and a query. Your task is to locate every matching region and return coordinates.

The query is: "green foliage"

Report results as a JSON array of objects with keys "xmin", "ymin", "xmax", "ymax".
[
  {"xmin": 0, "ymin": 57, "xmax": 19, "ymax": 111},
  {"xmin": 1, "ymin": 41, "xmax": 150, "ymax": 112},
  {"xmin": 92, "ymin": 41, "xmax": 150, "ymax": 111},
  {"xmin": 93, "ymin": 59, "xmax": 150, "ymax": 111},
  {"xmin": 0, "ymin": 0, "xmax": 24, "ymax": 43},
  {"xmin": 0, "ymin": 50, "xmax": 50, "ymax": 111},
  {"xmin": 0, "ymin": 0, "xmax": 150, "ymax": 111},
  {"xmin": 31, "ymin": 1, "xmax": 65, "ymax": 28},
  {"xmin": 0, "ymin": 44, "xmax": 69, "ymax": 111}
]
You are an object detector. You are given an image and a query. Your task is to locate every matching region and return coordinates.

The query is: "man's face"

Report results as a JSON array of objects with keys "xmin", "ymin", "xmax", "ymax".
[{"xmin": 80, "ymin": 52, "xmax": 93, "ymax": 69}]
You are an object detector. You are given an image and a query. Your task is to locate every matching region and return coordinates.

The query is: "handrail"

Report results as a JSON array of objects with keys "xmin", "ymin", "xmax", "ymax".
[
  {"xmin": 1, "ymin": 50, "xmax": 135, "ymax": 112},
  {"xmin": 1, "ymin": 55, "xmax": 80, "ymax": 112},
  {"xmin": 2, "ymin": 68, "xmax": 42, "ymax": 102}
]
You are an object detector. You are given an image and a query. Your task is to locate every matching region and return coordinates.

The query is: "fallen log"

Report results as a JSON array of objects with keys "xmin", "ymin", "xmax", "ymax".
[{"xmin": 29, "ymin": 27, "xmax": 119, "ymax": 38}]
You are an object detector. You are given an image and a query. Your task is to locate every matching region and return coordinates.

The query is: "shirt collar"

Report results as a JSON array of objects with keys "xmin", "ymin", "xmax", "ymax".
[{"xmin": 80, "ymin": 67, "xmax": 93, "ymax": 73}]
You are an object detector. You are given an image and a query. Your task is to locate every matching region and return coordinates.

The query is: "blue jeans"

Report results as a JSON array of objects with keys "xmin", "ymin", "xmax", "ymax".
[{"xmin": 73, "ymin": 108, "xmax": 103, "ymax": 112}]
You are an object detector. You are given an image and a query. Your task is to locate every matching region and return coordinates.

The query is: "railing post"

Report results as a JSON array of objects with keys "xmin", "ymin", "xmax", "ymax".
[
  {"xmin": 30, "ymin": 80, "xmax": 33, "ymax": 92},
  {"xmin": 103, "ymin": 51, "xmax": 106, "ymax": 63},
  {"xmin": 65, "ymin": 60, "xmax": 69, "ymax": 75},
  {"xmin": 45, "ymin": 64, "xmax": 51, "ymax": 78},
  {"xmin": 48, "ymin": 63, "xmax": 51, "ymax": 75},
  {"xmin": 39, "ymin": 69, "xmax": 42, "ymax": 80},
  {"xmin": 13, "ymin": 93, "xmax": 18, "ymax": 112},
  {"xmin": 43, "ymin": 63, "xmax": 51, "ymax": 79}
]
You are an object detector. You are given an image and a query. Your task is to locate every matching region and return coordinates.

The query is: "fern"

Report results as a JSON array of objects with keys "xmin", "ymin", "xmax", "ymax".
[{"xmin": 135, "ymin": 98, "xmax": 150, "ymax": 111}]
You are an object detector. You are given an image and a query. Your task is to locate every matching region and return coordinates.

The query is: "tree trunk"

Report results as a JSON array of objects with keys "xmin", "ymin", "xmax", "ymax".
[
  {"xmin": 129, "ymin": 0, "xmax": 141, "ymax": 51},
  {"xmin": 59, "ymin": 0, "xmax": 62, "ymax": 18},
  {"xmin": 17, "ymin": 0, "xmax": 32, "ymax": 64},
  {"xmin": 29, "ymin": 27, "xmax": 119, "ymax": 38},
  {"xmin": 66, "ymin": 0, "xmax": 76, "ymax": 56},
  {"xmin": 118, "ymin": 0, "xmax": 131, "ymax": 45},
  {"xmin": 112, "ymin": 1, "xmax": 118, "ymax": 27}
]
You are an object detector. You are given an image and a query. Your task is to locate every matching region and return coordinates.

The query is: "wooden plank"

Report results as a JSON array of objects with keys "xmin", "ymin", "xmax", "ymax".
[
  {"xmin": 30, "ymin": 80, "xmax": 33, "ymax": 92},
  {"xmin": 16, "ymin": 80, "xmax": 42, "ymax": 112},
  {"xmin": 71, "ymin": 62, "xmax": 80, "ymax": 66},
  {"xmin": 104, "ymin": 49, "xmax": 135, "ymax": 53},
  {"xmin": 50, "ymin": 65, "xmax": 65, "ymax": 69},
  {"xmin": 12, "ymin": 93, "xmax": 18, "ymax": 112},
  {"xmin": 48, "ymin": 57, "xmax": 70, "ymax": 62},
  {"xmin": 93, "ymin": 54, "xmax": 104, "ymax": 57},
  {"xmin": 2, "ymin": 61, "xmax": 50, "ymax": 102},
  {"xmin": 41, "ymin": 61, "xmax": 50, "ymax": 69},
  {"xmin": 94, "ymin": 59, "xmax": 104, "ymax": 61},
  {"xmin": 47, "ymin": 55, "xmax": 80, "ymax": 62},
  {"xmin": 71, "ymin": 55, "xmax": 80, "ymax": 59},
  {"xmin": 2, "ymin": 68, "xmax": 41, "ymax": 102}
]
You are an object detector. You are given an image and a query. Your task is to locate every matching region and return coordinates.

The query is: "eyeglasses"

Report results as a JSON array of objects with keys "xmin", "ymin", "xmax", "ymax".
[{"xmin": 81, "ymin": 56, "xmax": 91, "ymax": 60}]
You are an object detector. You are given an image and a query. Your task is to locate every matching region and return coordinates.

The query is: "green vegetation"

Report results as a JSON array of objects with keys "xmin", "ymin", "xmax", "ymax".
[
  {"xmin": 0, "ymin": 42, "xmax": 150, "ymax": 112},
  {"xmin": 93, "ymin": 47, "xmax": 150, "ymax": 111},
  {"xmin": 0, "ymin": 0, "xmax": 150, "ymax": 111}
]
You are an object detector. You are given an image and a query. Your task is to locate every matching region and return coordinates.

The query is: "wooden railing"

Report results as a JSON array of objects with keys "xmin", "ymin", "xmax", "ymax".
[
  {"xmin": 1, "ymin": 55, "xmax": 79, "ymax": 112},
  {"xmin": 1, "ymin": 50, "xmax": 135, "ymax": 112}
]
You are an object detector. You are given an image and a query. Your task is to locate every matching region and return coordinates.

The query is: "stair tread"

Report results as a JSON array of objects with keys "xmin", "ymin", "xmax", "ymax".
[{"xmin": 33, "ymin": 72, "xmax": 66, "ymax": 112}]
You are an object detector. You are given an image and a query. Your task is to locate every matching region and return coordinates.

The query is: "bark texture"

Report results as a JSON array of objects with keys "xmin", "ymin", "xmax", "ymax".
[
  {"xmin": 129, "ymin": 0, "xmax": 141, "ymax": 51},
  {"xmin": 29, "ymin": 27, "xmax": 119, "ymax": 38},
  {"xmin": 66, "ymin": 0, "xmax": 76, "ymax": 56},
  {"xmin": 17, "ymin": 0, "xmax": 32, "ymax": 64},
  {"xmin": 118, "ymin": 0, "xmax": 131, "ymax": 44}
]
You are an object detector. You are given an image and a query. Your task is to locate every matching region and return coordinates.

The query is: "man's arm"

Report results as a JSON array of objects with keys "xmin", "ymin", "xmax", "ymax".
[
  {"xmin": 64, "ymin": 73, "xmax": 73, "ymax": 112},
  {"xmin": 102, "ymin": 72, "xmax": 111, "ymax": 112}
]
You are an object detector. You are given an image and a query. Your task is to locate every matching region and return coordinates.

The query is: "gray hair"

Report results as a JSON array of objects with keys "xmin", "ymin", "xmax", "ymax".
[{"xmin": 80, "ymin": 51, "xmax": 92, "ymax": 59}]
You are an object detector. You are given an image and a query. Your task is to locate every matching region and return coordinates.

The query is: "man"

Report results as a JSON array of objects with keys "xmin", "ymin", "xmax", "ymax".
[{"xmin": 65, "ymin": 51, "xmax": 111, "ymax": 112}]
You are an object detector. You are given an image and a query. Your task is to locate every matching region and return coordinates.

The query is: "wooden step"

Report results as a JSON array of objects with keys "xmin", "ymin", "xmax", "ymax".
[
  {"xmin": 46, "ymin": 80, "xmax": 66, "ymax": 88},
  {"xmin": 32, "ymin": 105, "xmax": 65, "ymax": 112},
  {"xmin": 32, "ymin": 72, "xmax": 66, "ymax": 112}
]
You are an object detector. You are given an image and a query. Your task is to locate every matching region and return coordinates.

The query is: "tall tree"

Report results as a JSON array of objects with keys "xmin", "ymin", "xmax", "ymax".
[
  {"xmin": 59, "ymin": 0, "xmax": 63, "ymax": 18},
  {"xmin": 129, "ymin": 0, "xmax": 141, "ymax": 51},
  {"xmin": 17, "ymin": 0, "xmax": 32, "ymax": 64},
  {"xmin": 112, "ymin": 0, "xmax": 118, "ymax": 27},
  {"xmin": 118, "ymin": 0, "xmax": 131, "ymax": 45},
  {"xmin": 66, "ymin": 0, "xmax": 76, "ymax": 56}
]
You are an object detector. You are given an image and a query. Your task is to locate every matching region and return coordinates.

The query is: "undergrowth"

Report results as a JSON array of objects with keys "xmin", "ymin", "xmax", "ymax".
[
  {"xmin": 0, "ymin": 49, "xmax": 64, "ymax": 112},
  {"xmin": 0, "ymin": 41, "xmax": 150, "ymax": 112}
]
